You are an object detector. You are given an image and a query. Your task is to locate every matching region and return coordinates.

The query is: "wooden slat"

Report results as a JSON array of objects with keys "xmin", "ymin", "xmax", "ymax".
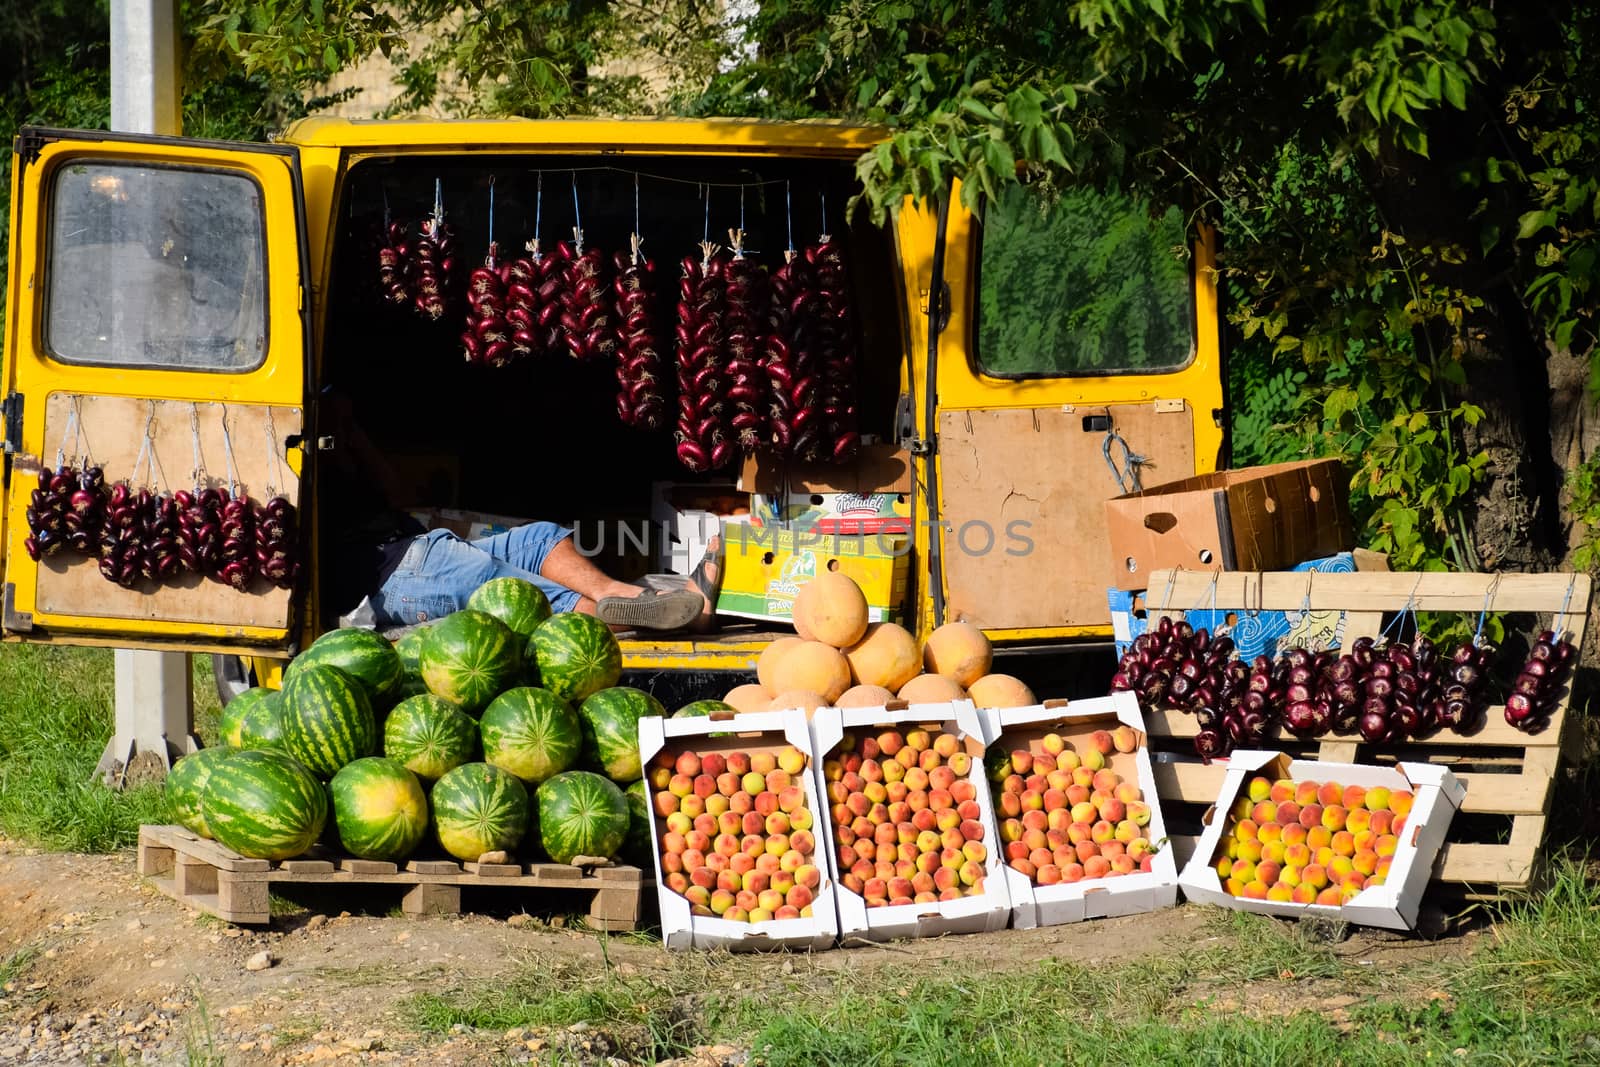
[
  {"xmin": 341, "ymin": 859, "xmax": 399, "ymax": 876},
  {"xmin": 280, "ymin": 859, "xmax": 336, "ymax": 875},
  {"xmin": 143, "ymin": 826, "xmax": 270, "ymax": 873},
  {"xmin": 1143, "ymin": 708, "xmax": 1566, "ymax": 749},
  {"xmin": 1146, "ymin": 570, "xmax": 1592, "ymax": 617},
  {"xmin": 463, "ymin": 862, "xmax": 522, "ymax": 878},
  {"xmin": 407, "ymin": 859, "xmax": 462, "ymax": 875},
  {"xmin": 527, "ymin": 864, "xmax": 584, "ymax": 883}
]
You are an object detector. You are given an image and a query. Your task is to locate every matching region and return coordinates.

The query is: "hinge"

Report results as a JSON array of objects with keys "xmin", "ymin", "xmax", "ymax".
[
  {"xmin": 920, "ymin": 281, "xmax": 952, "ymax": 334},
  {"xmin": 2, "ymin": 392, "xmax": 22, "ymax": 455},
  {"xmin": 15, "ymin": 129, "xmax": 47, "ymax": 165},
  {"xmin": 907, "ymin": 435, "xmax": 936, "ymax": 457}
]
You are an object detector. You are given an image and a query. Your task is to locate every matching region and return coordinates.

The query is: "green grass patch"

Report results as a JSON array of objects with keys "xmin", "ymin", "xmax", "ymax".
[
  {"xmin": 0, "ymin": 944, "xmax": 40, "ymax": 989},
  {"xmin": 0, "ymin": 645, "xmax": 224, "ymax": 852}
]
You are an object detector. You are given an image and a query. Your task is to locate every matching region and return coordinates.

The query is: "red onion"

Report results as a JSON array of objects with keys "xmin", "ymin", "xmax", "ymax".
[
  {"xmin": 377, "ymin": 220, "xmax": 412, "ymax": 307},
  {"xmin": 673, "ymin": 242, "xmax": 733, "ymax": 472},
  {"xmin": 558, "ymin": 230, "xmax": 614, "ymax": 362},
  {"xmin": 410, "ymin": 212, "xmax": 458, "ymax": 322},
  {"xmin": 611, "ymin": 234, "xmax": 668, "ymax": 431},
  {"xmin": 723, "ymin": 230, "xmax": 768, "ymax": 452},
  {"xmin": 461, "ymin": 241, "xmax": 514, "ymax": 367},
  {"xmin": 762, "ymin": 250, "xmax": 821, "ymax": 459}
]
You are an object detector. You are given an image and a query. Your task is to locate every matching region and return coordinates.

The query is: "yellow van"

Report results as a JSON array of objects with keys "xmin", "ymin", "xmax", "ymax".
[{"xmin": 1, "ymin": 119, "xmax": 1221, "ymax": 703}]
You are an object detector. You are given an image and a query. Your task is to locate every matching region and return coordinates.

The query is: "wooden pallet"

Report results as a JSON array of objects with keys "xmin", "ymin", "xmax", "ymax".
[
  {"xmin": 137, "ymin": 825, "xmax": 644, "ymax": 929},
  {"xmin": 1138, "ymin": 570, "xmax": 1591, "ymax": 895}
]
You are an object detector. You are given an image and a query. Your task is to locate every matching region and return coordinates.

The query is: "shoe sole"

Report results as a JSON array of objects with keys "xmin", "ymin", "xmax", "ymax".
[{"xmin": 595, "ymin": 589, "xmax": 704, "ymax": 631}]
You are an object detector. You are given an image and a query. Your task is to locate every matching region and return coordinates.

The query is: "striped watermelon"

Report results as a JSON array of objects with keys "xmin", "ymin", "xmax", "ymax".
[
  {"xmin": 674, "ymin": 699, "xmax": 734, "ymax": 737},
  {"xmin": 394, "ymin": 624, "xmax": 432, "ymax": 676},
  {"xmin": 467, "ymin": 577, "xmax": 552, "ymax": 640},
  {"xmin": 529, "ymin": 612, "xmax": 622, "ymax": 704},
  {"xmin": 166, "ymin": 747, "xmax": 233, "ymax": 839},
  {"xmin": 218, "ymin": 687, "xmax": 281, "ymax": 749},
  {"xmin": 202, "ymin": 750, "xmax": 329, "ymax": 860},
  {"xmin": 236, "ymin": 691, "xmax": 290, "ymax": 751},
  {"xmin": 578, "ymin": 687, "xmax": 663, "ymax": 783},
  {"xmin": 537, "ymin": 770, "xmax": 629, "ymax": 863},
  {"xmin": 419, "ymin": 610, "xmax": 523, "ymax": 714},
  {"xmin": 480, "ymin": 687, "xmax": 583, "ymax": 786},
  {"xmin": 384, "ymin": 694, "xmax": 478, "ymax": 780},
  {"xmin": 280, "ymin": 664, "xmax": 377, "ymax": 778},
  {"xmin": 431, "ymin": 762, "xmax": 530, "ymax": 861},
  {"xmin": 330, "ymin": 757, "xmax": 429, "ymax": 861},
  {"xmin": 621, "ymin": 778, "xmax": 651, "ymax": 866},
  {"xmin": 289, "ymin": 628, "xmax": 404, "ymax": 705}
]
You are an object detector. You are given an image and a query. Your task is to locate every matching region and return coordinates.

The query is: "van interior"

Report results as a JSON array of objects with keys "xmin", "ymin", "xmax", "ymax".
[{"xmin": 317, "ymin": 154, "xmax": 908, "ymax": 630}]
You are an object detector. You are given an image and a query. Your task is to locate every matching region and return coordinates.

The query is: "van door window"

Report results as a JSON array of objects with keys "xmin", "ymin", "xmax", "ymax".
[
  {"xmin": 976, "ymin": 185, "xmax": 1193, "ymax": 377},
  {"xmin": 44, "ymin": 162, "xmax": 267, "ymax": 371}
]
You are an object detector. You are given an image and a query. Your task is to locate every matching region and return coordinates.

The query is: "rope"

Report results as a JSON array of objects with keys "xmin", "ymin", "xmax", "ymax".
[
  {"xmin": 1381, "ymin": 573, "xmax": 1426, "ymax": 642},
  {"xmin": 1556, "ymin": 574, "xmax": 1578, "ymax": 641},
  {"xmin": 1101, "ymin": 429, "xmax": 1146, "ymax": 494},
  {"xmin": 534, "ymin": 172, "xmax": 543, "ymax": 246},
  {"xmin": 702, "ymin": 183, "xmax": 711, "ymax": 246},
  {"xmin": 189, "ymin": 404, "xmax": 204, "ymax": 492},
  {"xmin": 1473, "ymin": 573, "xmax": 1502, "ymax": 645},
  {"xmin": 487, "ymin": 175, "xmax": 495, "ymax": 247},
  {"xmin": 784, "ymin": 180, "xmax": 794, "ymax": 254},
  {"xmin": 570, "ymin": 171, "xmax": 584, "ymax": 255},
  {"xmin": 219, "ymin": 406, "xmax": 240, "ymax": 498},
  {"xmin": 54, "ymin": 402, "xmax": 79, "ymax": 471},
  {"xmin": 634, "ymin": 173, "xmax": 641, "ymax": 237}
]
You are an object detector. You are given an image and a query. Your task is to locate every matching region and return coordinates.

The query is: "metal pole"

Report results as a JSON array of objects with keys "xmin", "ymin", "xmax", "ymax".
[{"xmin": 96, "ymin": 0, "xmax": 196, "ymax": 788}]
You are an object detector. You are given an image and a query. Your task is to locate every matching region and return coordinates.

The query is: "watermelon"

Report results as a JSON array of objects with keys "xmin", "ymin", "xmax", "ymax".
[
  {"xmin": 202, "ymin": 750, "xmax": 329, "ymax": 860},
  {"xmin": 537, "ymin": 770, "xmax": 630, "ymax": 863},
  {"xmin": 431, "ymin": 762, "xmax": 530, "ymax": 861},
  {"xmin": 479, "ymin": 687, "xmax": 583, "ymax": 786},
  {"xmin": 529, "ymin": 612, "xmax": 622, "ymax": 704},
  {"xmin": 394, "ymin": 624, "xmax": 432, "ymax": 676},
  {"xmin": 236, "ymin": 690, "xmax": 289, "ymax": 751},
  {"xmin": 467, "ymin": 577, "xmax": 552, "ymax": 640},
  {"xmin": 621, "ymin": 778, "xmax": 651, "ymax": 866},
  {"xmin": 289, "ymin": 628, "xmax": 404, "ymax": 705},
  {"xmin": 166, "ymin": 747, "xmax": 233, "ymax": 839},
  {"xmin": 384, "ymin": 694, "xmax": 478, "ymax": 781},
  {"xmin": 578, "ymin": 687, "xmax": 663, "ymax": 783},
  {"xmin": 674, "ymin": 699, "xmax": 735, "ymax": 718},
  {"xmin": 280, "ymin": 664, "xmax": 377, "ymax": 778},
  {"xmin": 218, "ymin": 687, "xmax": 281, "ymax": 749},
  {"xmin": 330, "ymin": 757, "xmax": 429, "ymax": 861},
  {"xmin": 419, "ymin": 610, "xmax": 523, "ymax": 713},
  {"xmin": 674, "ymin": 699, "xmax": 734, "ymax": 737}
]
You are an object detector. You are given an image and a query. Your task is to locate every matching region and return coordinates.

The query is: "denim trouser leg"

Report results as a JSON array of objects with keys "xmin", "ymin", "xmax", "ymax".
[{"xmin": 372, "ymin": 523, "xmax": 580, "ymax": 628}]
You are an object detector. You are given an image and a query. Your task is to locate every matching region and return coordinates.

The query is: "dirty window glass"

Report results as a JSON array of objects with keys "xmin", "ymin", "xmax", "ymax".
[
  {"xmin": 977, "ymin": 185, "xmax": 1193, "ymax": 376},
  {"xmin": 46, "ymin": 163, "xmax": 267, "ymax": 370}
]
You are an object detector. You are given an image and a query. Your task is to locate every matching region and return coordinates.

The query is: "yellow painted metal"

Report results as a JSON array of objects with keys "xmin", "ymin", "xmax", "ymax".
[{"xmin": 1, "ymin": 134, "xmax": 306, "ymax": 650}]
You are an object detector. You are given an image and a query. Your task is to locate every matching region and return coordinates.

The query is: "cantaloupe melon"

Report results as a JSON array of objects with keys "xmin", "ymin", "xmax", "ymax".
[
  {"xmin": 756, "ymin": 637, "xmax": 803, "ymax": 691},
  {"xmin": 792, "ymin": 572, "xmax": 869, "ymax": 648},
  {"xmin": 844, "ymin": 622, "xmax": 921, "ymax": 692},
  {"xmin": 836, "ymin": 684, "xmax": 897, "ymax": 708},
  {"xmin": 967, "ymin": 673, "xmax": 1036, "ymax": 709},
  {"xmin": 724, "ymin": 683, "xmax": 775, "ymax": 713},
  {"xmin": 768, "ymin": 640, "xmax": 852, "ymax": 703},
  {"xmin": 923, "ymin": 622, "xmax": 993, "ymax": 687},
  {"xmin": 768, "ymin": 689, "xmax": 828, "ymax": 715},
  {"xmin": 897, "ymin": 673, "xmax": 967, "ymax": 705}
]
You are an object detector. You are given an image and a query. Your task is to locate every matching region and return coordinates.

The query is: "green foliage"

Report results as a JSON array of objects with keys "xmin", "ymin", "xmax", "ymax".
[
  {"xmin": 978, "ymin": 183, "xmax": 1192, "ymax": 374},
  {"xmin": 1229, "ymin": 361, "xmax": 1308, "ymax": 467},
  {"xmin": 1567, "ymin": 455, "xmax": 1600, "ymax": 574}
]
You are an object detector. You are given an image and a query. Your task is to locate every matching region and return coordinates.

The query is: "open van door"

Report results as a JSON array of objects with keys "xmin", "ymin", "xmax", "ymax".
[{"xmin": 0, "ymin": 127, "xmax": 310, "ymax": 654}]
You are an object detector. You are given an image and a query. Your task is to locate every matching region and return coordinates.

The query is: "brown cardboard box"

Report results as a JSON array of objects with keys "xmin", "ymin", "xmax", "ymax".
[
  {"xmin": 1105, "ymin": 459, "xmax": 1353, "ymax": 590},
  {"xmin": 737, "ymin": 443, "xmax": 913, "ymax": 495}
]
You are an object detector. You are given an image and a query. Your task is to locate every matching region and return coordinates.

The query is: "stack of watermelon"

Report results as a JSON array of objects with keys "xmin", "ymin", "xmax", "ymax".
[{"xmin": 168, "ymin": 577, "xmax": 649, "ymax": 869}]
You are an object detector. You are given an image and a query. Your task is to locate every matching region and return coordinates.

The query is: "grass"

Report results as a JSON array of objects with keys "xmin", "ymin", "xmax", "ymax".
[
  {"xmin": 404, "ymin": 860, "xmax": 1600, "ymax": 1064},
  {"xmin": 0, "ymin": 944, "xmax": 40, "ymax": 989},
  {"xmin": 0, "ymin": 644, "xmax": 223, "ymax": 851}
]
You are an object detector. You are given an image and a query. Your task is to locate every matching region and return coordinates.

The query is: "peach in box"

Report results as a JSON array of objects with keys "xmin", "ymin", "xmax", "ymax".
[
  {"xmin": 1176, "ymin": 750, "xmax": 1464, "ymax": 932},
  {"xmin": 641, "ymin": 708, "xmax": 839, "ymax": 952},
  {"xmin": 977, "ymin": 692, "xmax": 1178, "ymax": 929},
  {"xmin": 810, "ymin": 700, "xmax": 1009, "ymax": 942}
]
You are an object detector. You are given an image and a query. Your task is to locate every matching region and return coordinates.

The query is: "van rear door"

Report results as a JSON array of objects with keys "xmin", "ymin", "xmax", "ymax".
[
  {"xmin": 928, "ymin": 185, "xmax": 1225, "ymax": 639},
  {"xmin": 0, "ymin": 127, "xmax": 310, "ymax": 653}
]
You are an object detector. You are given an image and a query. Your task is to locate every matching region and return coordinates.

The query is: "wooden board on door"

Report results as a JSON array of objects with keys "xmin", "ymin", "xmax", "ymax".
[
  {"xmin": 938, "ymin": 403, "xmax": 1196, "ymax": 630},
  {"xmin": 30, "ymin": 394, "xmax": 301, "ymax": 629}
]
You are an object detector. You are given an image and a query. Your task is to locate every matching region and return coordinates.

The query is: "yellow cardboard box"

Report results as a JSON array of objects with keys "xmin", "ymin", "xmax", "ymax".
[{"xmin": 716, "ymin": 523, "xmax": 910, "ymax": 625}]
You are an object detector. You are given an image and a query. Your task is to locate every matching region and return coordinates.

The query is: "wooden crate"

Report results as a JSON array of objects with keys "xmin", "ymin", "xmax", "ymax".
[
  {"xmin": 137, "ymin": 825, "xmax": 644, "ymax": 929},
  {"xmin": 1138, "ymin": 570, "xmax": 1591, "ymax": 894}
]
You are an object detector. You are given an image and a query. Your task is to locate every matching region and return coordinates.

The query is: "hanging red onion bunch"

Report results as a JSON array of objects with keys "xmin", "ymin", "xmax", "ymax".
[
  {"xmin": 558, "ymin": 228, "xmax": 615, "ymax": 361},
  {"xmin": 806, "ymin": 234, "xmax": 861, "ymax": 464},
  {"xmin": 762, "ymin": 249, "xmax": 822, "ymax": 460},
  {"xmin": 674, "ymin": 241, "xmax": 733, "ymax": 472},
  {"xmin": 25, "ymin": 464, "xmax": 104, "ymax": 561},
  {"xmin": 1504, "ymin": 630, "xmax": 1576, "ymax": 732},
  {"xmin": 612, "ymin": 233, "xmax": 668, "ymax": 430},
  {"xmin": 411, "ymin": 205, "xmax": 458, "ymax": 322},
  {"xmin": 462, "ymin": 241, "xmax": 514, "ymax": 367},
  {"xmin": 253, "ymin": 495, "xmax": 299, "ymax": 589},
  {"xmin": 723, "ymin": 229, "xmax": 769, "ymax": 453}
]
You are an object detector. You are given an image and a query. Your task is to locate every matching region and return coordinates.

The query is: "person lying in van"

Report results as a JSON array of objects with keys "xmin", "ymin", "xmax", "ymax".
[{"xmin": 321, "ymin": 389, "xmax": 720, "ymax": 633}]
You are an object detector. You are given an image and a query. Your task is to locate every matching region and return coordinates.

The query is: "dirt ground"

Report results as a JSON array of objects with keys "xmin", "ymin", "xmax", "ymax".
[{"xmin": 0, "ymin": 839, "xmax": 1478, "ymax": 1066}]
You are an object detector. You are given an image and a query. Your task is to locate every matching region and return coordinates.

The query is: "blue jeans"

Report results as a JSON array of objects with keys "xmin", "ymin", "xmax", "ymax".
[{"xmin": 372, "ymin": 522, "xmax": 581, "ymax": 627}]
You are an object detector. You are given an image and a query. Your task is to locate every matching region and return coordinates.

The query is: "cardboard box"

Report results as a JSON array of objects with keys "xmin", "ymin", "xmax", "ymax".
[
  {"xmin": 810, "ymin": 701, "xmax": 1011, "ymax": 941},
  {"xmin": 1105, "ymin": 459, "xmax": 1354, "ymax": 590},
  {"xmin": 716, "ymin": 524, "xmax": 910, "ymax": 626},
  {"xmin": 977, "ymin": 692, "xmax": 1179, "ymax": 928},
  {"xmin": 1176, "ymin": 751, "xmax": 1464, "ymax": 931},
  {"xmin": 750, "ymin": 490, "xmax": 911, "ymax": 536},
  {"xmin": 1109, "ymin": 549, "xmax": 1388, "ymax": 658},
  {"xmin": 739, "ymin": 443, "xmax": 913, "ymax": 497},
  {"xmin": 638, "ymin": 708, "xmax": 840, "ymax": 952}
]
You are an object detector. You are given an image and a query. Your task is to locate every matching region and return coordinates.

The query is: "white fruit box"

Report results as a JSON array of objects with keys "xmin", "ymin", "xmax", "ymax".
[
  {"xmin": 1175, "ymin": 751, "xmax": 1465, "ymax": 931},
  {"xmin": 638, "ymin": 708, "xmax": 840, "ymax": 952},
  {"xmin": 977, "ymin": 691, "xmax": 1180, "ymax": 929},
  {"xmin": 810, "ymin": 701, "xmax": 1011, "ymax": 942}
]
